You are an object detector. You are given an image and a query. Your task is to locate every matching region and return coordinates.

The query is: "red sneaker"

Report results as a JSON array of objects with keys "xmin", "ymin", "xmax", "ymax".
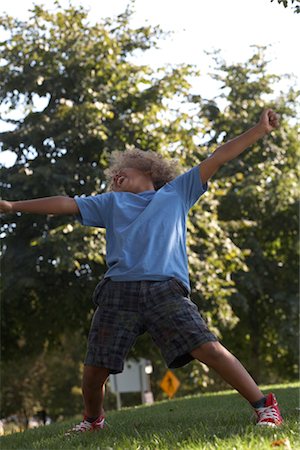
[
  {"xmin": 65, "ymin": 415, "xmax": 105, "ymax": 435},
  {"xmin": 255, "ymin": 393, "xmax": 283, "ymax": 427}
]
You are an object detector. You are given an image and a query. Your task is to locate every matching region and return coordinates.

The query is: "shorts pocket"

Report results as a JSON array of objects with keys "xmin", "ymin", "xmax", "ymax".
[
  {"xmin": 169, "ymin": 278, "xmax": 190, "ymax": 297},
  {"xmin": 92, "ymin": 278, "xmax": 110, "ymax": 306}
]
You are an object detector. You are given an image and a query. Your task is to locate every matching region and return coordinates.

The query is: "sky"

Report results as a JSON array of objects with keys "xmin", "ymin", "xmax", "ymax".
[{"xmin": 0, "ymin": 0, "xmax": 299, "ymax": 167}]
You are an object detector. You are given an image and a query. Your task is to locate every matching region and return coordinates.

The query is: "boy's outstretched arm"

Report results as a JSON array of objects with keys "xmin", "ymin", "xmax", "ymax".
[
  {"xmin": 199, "ymin": 109, "xmax": 279, "ymax": 184},
  {"xmin": 0, "ymin": 196, "xmax": 79, "ymax": 215}
]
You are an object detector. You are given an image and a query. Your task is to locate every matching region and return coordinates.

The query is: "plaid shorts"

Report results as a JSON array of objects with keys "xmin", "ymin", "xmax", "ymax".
[{"xmin": 85, "ymin": 278, "xmax": 218, "ymax": 374}]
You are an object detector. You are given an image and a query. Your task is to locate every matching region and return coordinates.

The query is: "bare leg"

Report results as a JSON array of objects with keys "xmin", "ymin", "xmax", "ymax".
[
  {"xmin": 82, "ymin": 365, "xmax": 110, "ymax": 417},
  {"xmin": 190, "ymin": 341, "xmax": 264, "ymax": 403}
]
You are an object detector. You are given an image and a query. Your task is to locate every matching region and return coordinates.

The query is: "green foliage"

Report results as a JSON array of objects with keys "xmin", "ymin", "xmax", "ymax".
[
  {"xmin": 193, "ymin": 47, "xmax": 299, "ymax": 383},
  {"xmin": 1, "ymin": 333, "xmax": 84, "ymax": 420},
  {"xmin": 0, "ymin": 1, "xmax": 196, "ymax": 362},
  {"xmin": 271, "ymin": 0, "xmax": 300, "ymax": 13}
]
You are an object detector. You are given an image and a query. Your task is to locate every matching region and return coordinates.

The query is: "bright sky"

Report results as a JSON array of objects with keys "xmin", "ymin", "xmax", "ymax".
[{"xmin": 0, "ymin": 0, "xmax": 299, "ymax": 167}]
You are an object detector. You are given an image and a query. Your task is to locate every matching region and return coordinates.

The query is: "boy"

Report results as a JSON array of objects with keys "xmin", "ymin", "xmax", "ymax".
[{"xmin": 0, "ymin": 109, "xmax": 283, "ymax": 432}]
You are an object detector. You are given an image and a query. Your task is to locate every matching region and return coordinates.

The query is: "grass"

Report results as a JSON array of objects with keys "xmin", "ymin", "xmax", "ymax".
[{"xmin": 1, "ymin": 382, "xmax": 299, "ymax": 449}]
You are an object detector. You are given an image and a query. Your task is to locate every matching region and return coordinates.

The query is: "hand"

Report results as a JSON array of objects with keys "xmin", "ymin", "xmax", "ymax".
[
  {"xmin": 258, "ymin": 109, "xmax": 279, "ymax": 134},
  {"xmin": 0, "ymin": 200, "xmax": 13, "ymax": 213}
]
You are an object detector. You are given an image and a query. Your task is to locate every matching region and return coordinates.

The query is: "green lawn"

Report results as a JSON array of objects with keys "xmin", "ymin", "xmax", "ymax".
[{"xmin": 1, "ymin": 382, "xmax": 299, "ymax": 449}]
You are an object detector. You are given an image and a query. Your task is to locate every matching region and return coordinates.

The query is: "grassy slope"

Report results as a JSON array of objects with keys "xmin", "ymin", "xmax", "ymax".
[{"xmin": 1, "ymin": 383, "xmax": 299, "ymax": 450}]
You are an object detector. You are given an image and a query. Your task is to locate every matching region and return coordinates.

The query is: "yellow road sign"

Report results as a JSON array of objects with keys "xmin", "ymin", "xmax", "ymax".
[{"xmin": 160, "ymin": 370, "xmax": 180, "ymax": 398}]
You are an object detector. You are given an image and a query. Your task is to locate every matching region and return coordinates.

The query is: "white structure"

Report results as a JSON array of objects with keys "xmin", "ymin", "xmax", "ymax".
[{"xmin": 109, "ymin": 359, "xmax": 154, "ymax": 409}]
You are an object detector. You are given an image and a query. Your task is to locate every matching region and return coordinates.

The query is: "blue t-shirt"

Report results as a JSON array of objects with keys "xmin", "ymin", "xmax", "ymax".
[{"xmin": 75, "ymin": 165, "xmax": 207, "ymax": 290}]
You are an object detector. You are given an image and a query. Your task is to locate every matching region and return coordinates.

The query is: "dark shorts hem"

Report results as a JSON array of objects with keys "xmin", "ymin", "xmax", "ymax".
[
  {"xmin": 167, "ymin": 334, "xmax": 218, "ymax": 369},
  {"xmin": 84, "ymin": 351, "xmax": 124, "ymax": 374}
]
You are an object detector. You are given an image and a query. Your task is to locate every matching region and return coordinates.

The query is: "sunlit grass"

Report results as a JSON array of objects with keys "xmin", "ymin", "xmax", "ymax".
[{"xmin": 1, "ymin": 382, "xmax": 299, "ymax": 449}]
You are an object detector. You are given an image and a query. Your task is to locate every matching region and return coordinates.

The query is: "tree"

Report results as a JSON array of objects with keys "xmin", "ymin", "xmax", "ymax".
[
  {"xmin": 0, "ymin": 1, "xmax": 196, "ymax": 361},
  {"xmin": 190, "ymin": 47, "xmax": 299, "ymax": 383},
  {"xmin": 271, "ymin": 0, "xmax": 300, "ymax": 13},
  {"xmin": 1, "ymin": 332, "xmax": 85, "ymax": 422},
  {"xmin": 0, "ymin": 1, "xmax": 199, "ymax": 416}
]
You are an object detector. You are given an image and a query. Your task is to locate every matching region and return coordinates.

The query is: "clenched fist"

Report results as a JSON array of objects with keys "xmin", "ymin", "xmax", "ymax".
[{"xmin": 259, "ymin": 109, "xmax": 280, "ymax": 134}]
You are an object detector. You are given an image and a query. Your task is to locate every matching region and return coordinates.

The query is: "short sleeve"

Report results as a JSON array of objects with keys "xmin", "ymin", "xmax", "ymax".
[
  {"xmin": 74, "ymin": 193, "xmax": 112, "ymax": 228},
  {"xmin": 169, "ymin": 165, "xmax": 208, "ymax": 210}
]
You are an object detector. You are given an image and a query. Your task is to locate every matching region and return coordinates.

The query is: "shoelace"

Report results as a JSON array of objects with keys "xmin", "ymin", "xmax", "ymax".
[
  {"xmin": 257, "ymin": 405, "xmax": 280, "ymax": 421},
  {"xmin": 71, "ymin": 420, "xmax": 92, "ymax": 432}
]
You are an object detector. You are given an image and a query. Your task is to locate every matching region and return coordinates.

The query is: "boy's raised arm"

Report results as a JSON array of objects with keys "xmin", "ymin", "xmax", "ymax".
[
  {"xmin": 0, "ymin": 196, "xmax": 79, "ymax": 215},
  {"xmin": 199, "ymin": 109, "xmax": 279, "ymax": 184}
]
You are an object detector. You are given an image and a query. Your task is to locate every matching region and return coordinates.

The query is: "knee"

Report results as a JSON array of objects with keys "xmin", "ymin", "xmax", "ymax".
[{"xmin": 191, "ymin": 341, "xmax": 227, "ymax": 365}]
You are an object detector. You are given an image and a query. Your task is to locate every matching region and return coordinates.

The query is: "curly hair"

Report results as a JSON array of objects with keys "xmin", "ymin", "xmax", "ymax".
[{"xmin": 104, "ymin": 148, "xmax": 181, "ymax": 191}]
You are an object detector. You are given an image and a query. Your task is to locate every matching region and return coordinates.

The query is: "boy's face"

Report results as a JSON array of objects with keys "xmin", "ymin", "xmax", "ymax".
[{"xmin": 112, "ymin": 167, "xmax": 155, "ymax": 193}]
